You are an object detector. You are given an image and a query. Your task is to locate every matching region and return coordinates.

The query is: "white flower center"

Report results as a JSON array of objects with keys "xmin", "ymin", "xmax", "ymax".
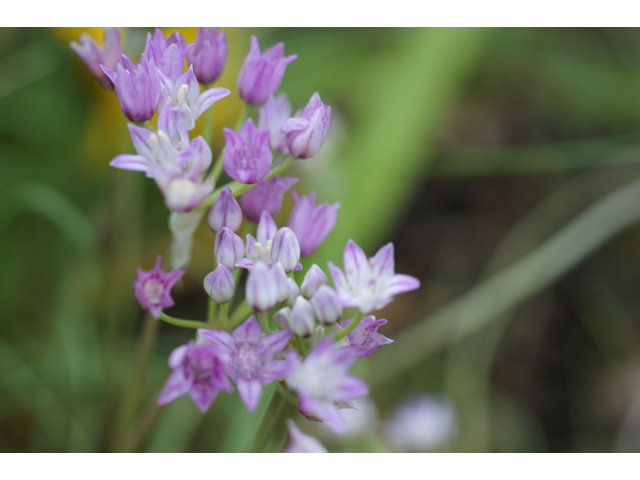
[
  {"xmin": 254, "ymin": 239, "xmax": 273, "ymax": 262},
  {"xmin": 143, "ymin": 278, "xmax": 164, "ymax": 304},
  {"xmin": 166, "ymin": 178, "xmax": 198, "ymax": 209}
]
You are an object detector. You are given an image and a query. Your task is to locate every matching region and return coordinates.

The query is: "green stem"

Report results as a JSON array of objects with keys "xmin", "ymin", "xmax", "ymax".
[
  {"xmin": 228, "ymin": 300, "xmax": 253, "ymax": 330},
  {"xmin": 203, "ymin": 93, "xmax": 214, "ymax": 146},
  {"xmin": 113, "ymin": 313, "xmax": 158, "ymax": 448},
  {"xmin": 207, "ymin": 298, "xmax": 218, "ymax": 326},
  {"xmin": 274, "ymin": 381, "xmax": 298, "ymax": 407},
  {"xmin": 334, "ymin": 311, "xmax": 365, "ymax": 341},
  {"xmin": 257, "ymin": 312, "xmax": 271, "ymax": 333},
  {"xmin": 159, "ymin": 312, "xmax": 211, "ymax": 330},
  {"xmin": 246, "ymin": 394, "xmax": 286, "ymax": 453},
  {"xmin": 218, "ymin": 301, "xmax": 230, "ymax": 328}
]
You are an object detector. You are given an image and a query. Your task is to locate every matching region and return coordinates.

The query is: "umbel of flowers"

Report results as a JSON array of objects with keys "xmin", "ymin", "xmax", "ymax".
[{"xmin": 71, "ymin": 27, "xmax": 420, "ymax": 452}]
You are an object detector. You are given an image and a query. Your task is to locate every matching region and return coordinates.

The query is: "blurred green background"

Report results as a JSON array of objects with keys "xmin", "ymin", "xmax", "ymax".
[{"xmin": 3, "ymin": 27, "xmax": 640, "ymax": 452}]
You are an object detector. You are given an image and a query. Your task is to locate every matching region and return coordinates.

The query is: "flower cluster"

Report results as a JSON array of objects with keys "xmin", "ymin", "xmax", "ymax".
[{"xmin": 72, "ymin": 27, "xmax": 420, "ymax": 453}]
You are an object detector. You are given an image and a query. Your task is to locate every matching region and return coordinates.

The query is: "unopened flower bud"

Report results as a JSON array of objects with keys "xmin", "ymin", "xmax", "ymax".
[
  {"xmin": 286, "ymin": 278, "xmax": 300, "ymax": 307},
  {"xmin": 310, "ymin": 285, "xmax": 343, "ymax": 326},
  {"xmin": 186, "ymin": 27, "xmax": 228, "ymax": 85},
  {"xmin": 273, "ymin": 263, "xmax": 290, "ymax": 304},
  {"xmin": 214, "ymin": 227, "xmax": 245, "ymax": 270},
  {"xmin": 223, "ymin": 118, "xmax": 272, "ymax": 184},
  {"xmin": 203, "ymin": 264, "xmax": 235, "ymax": 304},
  {"xmin": 289, "ymin": 296, "xmax": 316, "ymax": 338},
  {"xmin": 273, "ymin": 307, "xmax": 291, "ymax": 329},
  {"xmin": 237, "ymin": 35, "xmax": 297, "ymax": 106},
  {"xmin": 240, "ymin": 175, "xmax": 297, "ymax": 223},
  {"xmin": 246, "ymin": 263, "xmax": 284, "ymax": 312},
  {"xmin": 288, "ymin": 191, "xmax": 340, "ymax": 257},
  {"xmin": 301, "ymin": 264, "xmax": 328, "ymax": 299},
  {"xmin": 208, "ymin": 185, "xmax": 243, "ymax": 232},
  {"xmin": 281, "ymin": 92, "xmax": 331, "ymax": 159},
  {"xmin": 271, "ymin": 227, "xmax": 300, "ymax": 273}
]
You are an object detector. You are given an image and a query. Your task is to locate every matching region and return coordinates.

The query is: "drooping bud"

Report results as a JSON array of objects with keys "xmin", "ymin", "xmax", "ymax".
[
  {"xmin": 186, "ymin": 27, "xmax": 228, "ymax": 85},
  {"xmin": 289, "ymin": 296, "xmax": 316, "ymax": 338},
  {"xmin": 101, "ymin": 54, "xmax": 162, "ymax": 123},
  {"xmin": 214, "ymin": 227, "xmax": 245, "ymax": 270},
  {"xmin": 70, "ymin": 27, "xmax": 123, "ymax": 89},
  {"xmin": 203, "ymin": 264, "xmax": 235, "ymax": 304},
  {"xmin": 281, "ymin": 92, "xmax": 331, "ymax": 159},
  {"xmin": 209, "ymin": 185, "xmax": 243, "ymax": 232},
  {"xmin": 310, "ymin": 285, "xmax": 343, "ymax": 326},
  {"xmin": 239, "ymin": 175, "xmax": 298, "ymax": 223},
  {"xmin": 271, "ymin": 227, "xmax": 300, "ymax": 273},
  {"xmin": 301, "ymin": 264, "xmax": 328, "ymax": 299},
  {"xmin": 246, "ymin": 263, "xmax": 286, "ymax": 313},
  {"xmin": 286, "ymin": 278, "xmax": 301, "ymax": 307},
  {"xmin": 288, "ymin": 191, "xmax": 340, "ymax": 257},
  {"xmin": 237, "ymin": 35, "xmax": 297, "ymax": 106}
]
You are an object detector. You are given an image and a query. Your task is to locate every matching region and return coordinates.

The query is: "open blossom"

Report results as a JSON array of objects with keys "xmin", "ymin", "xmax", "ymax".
[
  {"xmin": 186, "ymin": 27, "xmax": 228, "ymax": 85},
  {"xmin": 383, "ymin": 395, "xmax": 457, "ymax": 452},
  {"xmin": 258, "ymin": 94, "xmax": 292, "ymax": 153},
  {"xmin": 133, "ymin": 256, "xmax": 185, "ymax": 318},
  {"xmin": 102, "ymin": 54, "xmax": 162, "ymax": 123},
  {"xmin": 200, "ymin": 317, "xmax": 292, "ymax": 412},
  {"xmin": 152, "ymin": 136, "xmax": 215, "ymax": 212},
  {"xmin": 110, "ymin": 124, "xmax": 178, "ymax": 175},
  {"xmin": 236, "ymin": 211, "xmax": 302, "ymax": 272},
  {"xmin": 288, "ymin": 191, "xmax": 340, "ymax": 256},
  {"xmin": 143, "ymin": 28, "xmax": 189, "ymax": 82},
  {"xmin": 282, "ymin": 420, "xmax": 328, "ymax": 453},
  {"xmin": 282, "ymin": 92, "xmax": 332, "ymax": 159},
  {"xmin": 157, "ymin": 66, "xmax": 230, "ymax": 131},
  {"xmin": 223, "ymin": 118, "xmax": 273, "ymax": 184},
  {"xmin": 285, "ymin": 339, "xmax": 369, "ymax": 434},
  {"xmin": 329, "ymin": 240, "xmax": 420, "ymax": 313},
  {"xmin": 237, "ymin": 35, "xmax": 297, "ymax": 106},
  {"xmin": 240, "ymin": 175, "xmax": 298, "ymax": 223},
  {"xmin": 339, "ymin": 316, "xmax": 393, "ymax": 358},
  {"xmin": 70, "ymin": 27, "xmax": 123, "ymax": 89},
  {"xmin": 157, "ymin": 340, "xmax": 233, "ymax": 412}
]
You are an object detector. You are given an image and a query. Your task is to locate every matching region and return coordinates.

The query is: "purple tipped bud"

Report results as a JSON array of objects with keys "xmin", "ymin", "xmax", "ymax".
[
  {"xmin": 237, "ymin": 35, "xmax": 297, "ymax": 106},
  {"xmin": 301, "ymin": 264, "xmax": 328, "ymax": 299},
  {"xmin": 282, "ymin": 92, "xmax": 332, "ymax": 159},
  {"xmin": 208, "ymin": 185, "xmax": 243, "ymax": 232},
  {"xmin": 223, "ymin": 118, "xmax": 273, "ymax": 184},
  {"xmin": 186, "ymin": 27, "xmax": 228, "ymax": 85},
  {"xmin": 70, "ymin": 27, "xmax": 123, "ymax": 89},
  {"xmin": 286, "ymin": 278, "xmax": 301, "ymax": 307},
  {"xmin": 257, "ymin": 211, "xmax": 278, "ymax": 245},
  {"xmin": 288, "ymin": 191, "xmax": 340, "ymax": 257},
  {"xmin": 246, "ymin": 263, "xmax": 287, "ymax": 312},
  {"xmin": 310, "ymin": 285, "xmax": 343, "ymax": 326},
  {"xmin": 289, "ymin": 296, "xmax": 316, "ymax": 338},
  {"xmin": 239, "ymin": 175, "xmax": 298, "ymax": 223},
  {"xmin": 271, "ymin": 227, "xmax": 301, "ymax": 273},
  {"xmin": 273, "ymin": 307, "xmax": 291, "ymax": 329},
  {"xmin": 214, "ymin": 227, "xmax": 245, "ymax": 270},
  {"xmin": 204, "ymin": 264, "xmax": 235, "ymax": 304},
  {"xmin": 101, "ymin": 54, "xmax": 162, "ymax": 123}
]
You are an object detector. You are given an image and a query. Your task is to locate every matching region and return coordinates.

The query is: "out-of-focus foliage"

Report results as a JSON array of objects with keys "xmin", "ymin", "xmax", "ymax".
[{"xmin": 3, "ymin": 27, "xmax": 640, "ymax": 452}]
